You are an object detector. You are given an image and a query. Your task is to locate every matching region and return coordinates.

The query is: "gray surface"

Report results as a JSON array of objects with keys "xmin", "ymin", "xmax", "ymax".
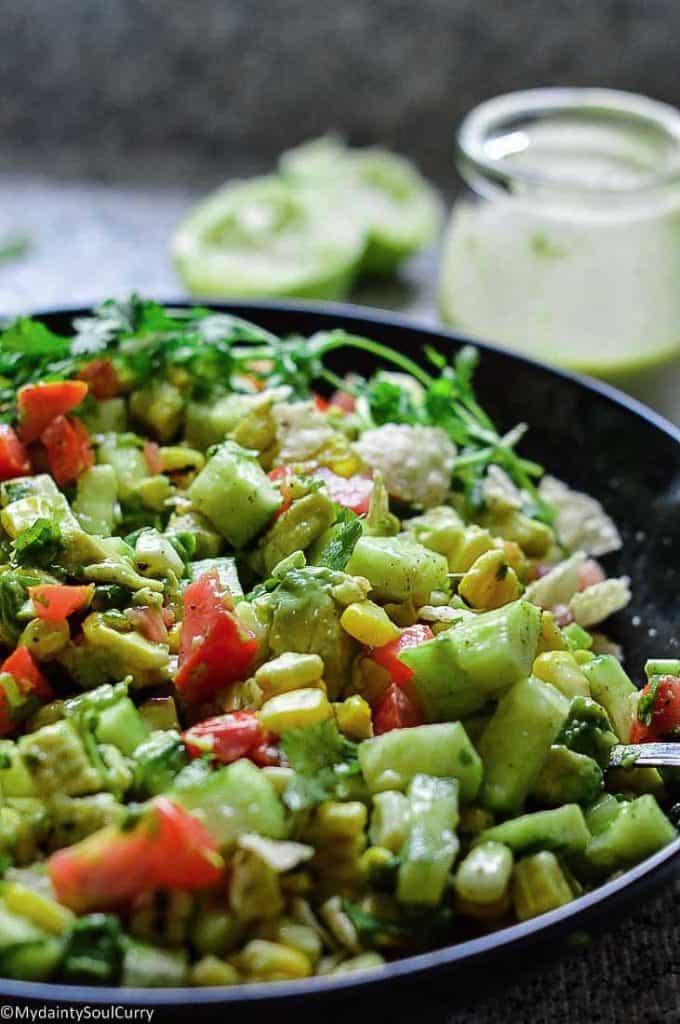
[
  {"xmin": 1, "ymin": 173, "xmax": 679, "ymax": 1024},
  {"xmin": 3, "ymin": 0, "xmax": 680, "ymax": 190}
]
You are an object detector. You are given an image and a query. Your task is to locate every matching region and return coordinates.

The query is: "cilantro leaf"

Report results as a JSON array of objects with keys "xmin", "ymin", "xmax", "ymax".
[
  {"xmin": 311, "ymin": 506, "xmax": 362, "ymax": 571},
  {"xmin": 14, "ymin": 518, "xmax": 64, "ymax": 569},
  {"xmin": 638, "ymin": 676, "xmax": 662, "ymax": 727},
  {"xmin": 281, "ymin": 719, "xmax": 359, "ymax": 812},
  {"xmin": 1, "ymin": 317, "xmax": 70, "ymax": 357}
]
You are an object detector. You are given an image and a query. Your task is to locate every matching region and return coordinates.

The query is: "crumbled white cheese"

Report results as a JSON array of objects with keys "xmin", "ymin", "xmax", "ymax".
[
  {"xmin": 538, "ymin": 475, "xmax": 622, "ymax": 556},
  {"xmin": 524, "ymin": 551, "xmax": 587, "ymax": 609},
  {"xmin": 354, "ymin": 424, "xmax": 456, "ymax": 508},
  {"xmin": 273, "ymin": 400, "xmax": 336, "ymax": 463},
  {"xmin": 568, "ymin": 577, "xmax": 631, "ymax": 628}
]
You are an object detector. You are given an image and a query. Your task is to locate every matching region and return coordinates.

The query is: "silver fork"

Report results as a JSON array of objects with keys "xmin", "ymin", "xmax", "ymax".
[{"xmin": 609, "ymin": 743, "xmax": 680, "ymax": 768}]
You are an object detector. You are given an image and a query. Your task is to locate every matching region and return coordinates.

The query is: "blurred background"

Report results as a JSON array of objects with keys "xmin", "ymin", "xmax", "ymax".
[{"xmin": 2, "ymin": 0, "xmax": 680, "ymax": 416}]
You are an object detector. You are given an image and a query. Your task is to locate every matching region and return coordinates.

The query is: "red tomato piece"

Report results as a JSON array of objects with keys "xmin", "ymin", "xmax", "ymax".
[
  {"xmin": 48, "ymin": 797, "xmax": 223, "ymax": 913},
  {"xmin": 41, "ymin": 415, "xmax": 94, "ymax": 486},
  {"xmin": 371, "ymin": 624, "xmax": 434, "ymax": 686},
  {"xmin": 0, "ymin": 425, "xmax": 31, "ymax": 480},
  {"xmin": 175, "ymin": 570, "xmax": 258, "ymax": 703},
  {"xmin": 268, "ymin": 465, "xmax": 295, "ymax": 519},
  {"xmin": 143, "ymin": 441, "xmax": 164, "ymax": 476},
  {"xmin": 578, "ymin": 559, "xmax": 607, "ymax": 591},
  {"xmin": 328, "ymin": 390, "xmax": 356, "ymax": 413},
  {"xmin": 373, "ymin": 683, "xmax": 424, "ymax": 734},
  {"xmin": 249, "ymin": 739, "xmax": 282, "ymax": 767},
  {"xmin": 29, "ymin": 584, "xmax": 94, "ymax": 622},
  {"xmin": 183, "ymin": 710, "xmax": 266, "ymax": 763},
  {"xmin": 78, "ymin": 359, "xmax": 120, "ymax": 399},
  {"xmin": 634, "ymin": 675, "xmax": 680, "ymax": 742},
  {"xmin": 0, "ymin": 646, "xmax": 54, "ymax": 736},
  {"xmin": 313, "ymin": 393, "xmax": 329, "ymax": 412},
  {"xmin": 17, "ymin": 380, "xmax": 88, "ymax": 444},
  {"xmin": 311, "ymin": 467, "xmax": 374, "ymax": 515}
]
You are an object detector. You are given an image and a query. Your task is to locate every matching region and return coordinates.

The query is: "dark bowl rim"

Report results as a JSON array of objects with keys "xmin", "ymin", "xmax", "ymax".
[{"xmin": 2, "ymin": 297, "xmax": 679, "ymax": 1007}]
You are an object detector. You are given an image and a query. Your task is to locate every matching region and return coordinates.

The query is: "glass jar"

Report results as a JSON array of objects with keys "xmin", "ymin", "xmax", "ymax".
[{"xmin": 439, "ymin": 88, "xmax": 680, "ymax": 421}]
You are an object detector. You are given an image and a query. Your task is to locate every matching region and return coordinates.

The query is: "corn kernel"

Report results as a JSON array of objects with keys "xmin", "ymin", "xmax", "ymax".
[
  {"xmin": 458, "ymin": 549, "xmax": 521, "ymax": 610},
  {"xmin": 536, "ymin": 611, "xmax": 568, "ymax": 654},
  {"xmin": 255, "ymin": 652, "xmax": 324, "ymax": 697},
  {"xmin": 3, "ymin": 882, "xmax": 74, "ymax": 935},
  {"xmin": 340, "ymin": 601, "xmax": 400, "ymax": 648},
  {"xmin": 190, "ymin": 956, "xmax": 240, "ymax": 987},
  {"xmin": 259, "ymin": 687, "xmax": 332, "ymax": 733},
  {"xmin": 277, "ymin": 922, "xmax": 323, "ymax": 965},
  {"xmin": 236, "ymin": 939, "xmax": 312, "ymax": 981},
  {"xmin": 333, "ymin": 695, "xmax": 373, "ymax": 740},
  {"xmin": 331, "ymin": 952, "xmax": 386, "ymax": 974},
  {"xmin": 533, "ymin": 651, "xmax": 590, "ymax": 698}
]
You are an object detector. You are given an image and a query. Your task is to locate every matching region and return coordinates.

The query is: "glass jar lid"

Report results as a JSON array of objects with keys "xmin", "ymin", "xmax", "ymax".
[{"xmin": 456, "ymin": 88, "xmax": 680, "ymax": 200}]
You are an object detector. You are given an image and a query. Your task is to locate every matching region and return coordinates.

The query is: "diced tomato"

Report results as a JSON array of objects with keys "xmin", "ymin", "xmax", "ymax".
[
  {"xmin": 311, "ymin": 467, "xmax": 374, "ymax": 515},
  {"xmin": 328, "ymin": 389, "xmax": 356, "ymax": 413},
  {"xmin": 143, "ymin": 441, "xmax": 163, "ymax": 476},
  {"xmin": 128, "ymin": 605, "xmax": 169, "ymax": 644},
  {"xmin": 175, "ymin": 570, "xmax": 258, "ymax": 703},
  {"xmin": 183, "ymin": 710, "xmax": 267, "ymax": 763},
  {"xmin": 0, "ymin": 646, "xmax": 54, "ymax": 736},
  {"xmin": 631, "ymin": 675, "xmax": 680, "ymax": 743},
  {"xmin": 371, "ymin": 624, "xmax": 434, "ymax": 686},
  {"xmin": 48, "ymin": 797, "xmax": 223, "ymax": 913},
  {"xmin": 41, "ymin": 415, "xmax": 94, "ymax": 486},
  {"xmin": 29, "ymin": 584, "xmax": 94, "ymax": 622},
  {"xmin": 578, "ymin": 559, "xmax": 607, "ymax": 591},
  {"xmin": 17, "ymin": 380, "xmax": 88, "ymax": 444},
  {"xmin": 268, "ymin": 465, "xmax": 295, "ymax": 519},
  {"xmin": 249, "ymin": 739, "xmax": 282, "ymax": 767},
  {"xmin": 78, "ymin": 359, "xmax": 120, "ymax": 399},
  {"xmin": 0, "ymin": 425, "xmax": 31, "ymax": 480},
  {"xmin": 313, "ymin": 393, "xmax": 329, "ymax": 412},
  {"xmin": 373, "ymin": 683, "xmax": 424, "ymax": 734}
]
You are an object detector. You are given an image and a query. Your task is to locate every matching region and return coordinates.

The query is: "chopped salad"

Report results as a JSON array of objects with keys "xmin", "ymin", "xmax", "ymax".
[{"xmin": 0, "ymin": 297, "xmax": 676, "ymax": 989}]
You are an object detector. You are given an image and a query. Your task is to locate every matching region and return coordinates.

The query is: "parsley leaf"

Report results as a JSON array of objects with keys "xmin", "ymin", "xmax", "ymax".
[
  {"xmin": 14, "ymin": 518, "xmax": 64, "ymax": 569},
  {"xmin": 281, "ymin": 719, "xmax": 359, "ymax": 812}
]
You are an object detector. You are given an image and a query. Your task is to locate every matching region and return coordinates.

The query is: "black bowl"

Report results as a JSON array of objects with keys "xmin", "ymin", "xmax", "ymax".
[{"xmin": 2, "ymin": 300, "xmax": 680, "ymax": 1013}]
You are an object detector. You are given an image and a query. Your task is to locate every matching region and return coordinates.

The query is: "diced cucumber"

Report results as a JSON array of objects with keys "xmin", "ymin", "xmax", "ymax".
[
  {"xmin": 479, "ymin": 804, "xmax": 591, "ymax": 856},
  {"xmin": 454, "ymin": 841, "xmax": 514, "ymax": 905},
  {"xmin": 95, "ymin": 697, "xmax": 149, "ymax": 757},
  {"xmin": 585, "ymin": 794, "xmax": 677, "ymax": 870},
  {"xmin": 132, "ymin": 730, "xmax": 189, "ymax": 797},
  {"xmin": 478, "ymin": 676, "xmax": 570, "ymax": 813},
  {"xmin": 188, "ymin": 441, "xmax": 282, "ymax": 548},
  {"xmin": 585, "ymin": 793, "xmax": 624, "ymax": 836},
  {"xmin": 129, "ymin": 379, "xmax": 185, "ymax": 442},
  {"xmin": 582, "ymin": 655, "xmax": 637, "ymax": 742},
  {"xmin": 512, "ymin": 851, "xmax": 574, "ymax": 921},
  {"xmin": 1, "ymin": 474, "xmax": 60, "ymax": 506},
  {"xmin": 80, "ymin": 398, "xmax": 127, "ymax": 434},
  {"xmin": 369, "ymin": 791, "xmax": 411, "ymax": 853},
  {"xmin": 358, "ymin": 722, "xmax": 482, "ymax": 802},
  {"xmin": 97, "ymin": 436, "xmax": 148, "ymax": 501},
  {"xmin": 121, "ymin": 941, "xmax": 188, "ymax": 988},
  {"xmin": 73, "ymin": 465, "xmax": 119, "ymax": 536},
  {"xmin": 172, "ymin": 175, "xmax": 365, "ymax": 300},
  {"xmin": 397, "ymin": 774, "xmax": 459, "ymax": 906},
  {"xmin": 190, "ymin": 556, "xmax": 243, "ymax": 598},
  {"xmin": 401, "ymin": 601, "xmax": 542, "ymax": 720},
  {"xmin": 0, "ymin": 902, "xmax": 62, "ymax": 981},
  {"xmin": 532, "ymin": 745, "xmax": 603, "ymax": 807},
  {"xmin": 134, "ymin": 530, "xmax": 185, "ymax": 578},
  {"xmin": 172, "ymin": 758, "xmax": 287, "ymax": 846},
  {"xmin": 346, "ymin": 535, "xmax": 449, "ymax": 606},
  {"xmin": 645, "ymin": 659, "xmax": 680, "ymax": 680}
]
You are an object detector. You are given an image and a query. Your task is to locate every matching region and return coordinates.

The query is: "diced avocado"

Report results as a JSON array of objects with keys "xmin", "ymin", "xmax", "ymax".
[
  {"xmin": 585, "ymin": 794, "xmax": 676, "ymax": 870},
  {"xmin": 346, "ymin": 535, "xmax": 449, "ymax": 605},
  {"xmin": 532, "ymin": 745, "xmax": 603, "ymax": 806},
  {"xmin": 172, "ymin": 758, "xmax": 287, "ymax": 846},
  {"xmin": 47, "ymin": 795, "xmax": 126, "ymax": 850},
  {"xmin": 129, "ymin": 379, "xmax": 185, "ymax": 442},
  {"xmin": 480, "ymin": 507, "xmax": 552, "ymax": 557},
  {"xmin": 0, "ymin": 740, "xmax": 38, "ymax": 797},
  {"xmin": 167, "ymin": 509, "xmax": 225, "ymax": 559},
  {"xmin": 397, "ymin": 774, "xmax": 459, "ymax": 906},
  {"xmin": 358, "ymin": 722, "xmax": 482, "ymax": 802},
  {"xmin": 80, "ymin": 397, "xmax": 127, "ymax": 434},
  {"xmin": 479, "ymin": 804, "xmax": 591, "ymax": 856},
  {"xmin": 401, "ymin": 600, "xmax": 542, "ymax": 720},
  {"xmin": 478, "ymin": 676, "xmax": 570, "ymax": 813},
  {"xmin": 188, "ymin": 441, "xmax": 282, "ymax": 548},
  {"xmin": 79, "ymin": 613, "xmax": 170, "ymax": 689},
  {"xmin": 185, "ymin": 394, "xmax": 259, "ymax": 450},
  {"xmin": 0, "ymin": 474, "xmax": 60, "ymax": 507},
  {"xmin": 190, "ymin": 556, "xmax": 243, "ymax": 598},
  {"xmin": 258, "ymin": 491, "xmax": 336, "ymax": 575},
  {"xmin": 139, "ymin": 697, "xmax": 180, "ymax": 732},
  {"xmin": 132, "ymin": 730, "xmax": 189, "ymax": 797},
  {"xmin": 121, "ymin": 941, "xmax": 188, "ymax": 987},
  {"xmin": 18, "ymin": 720, "xmax": 103, "ymax": 798},
  {"xmin": 134, "ymin": 529, "xmax": 185, "ymax": 578},
  {"xmin": 582, "ymin": 656, "xmax": 637, "ymax": 742},
  {"xmin": 73, "ymin": 465, "xmax": 120, "ymax": 536}
]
